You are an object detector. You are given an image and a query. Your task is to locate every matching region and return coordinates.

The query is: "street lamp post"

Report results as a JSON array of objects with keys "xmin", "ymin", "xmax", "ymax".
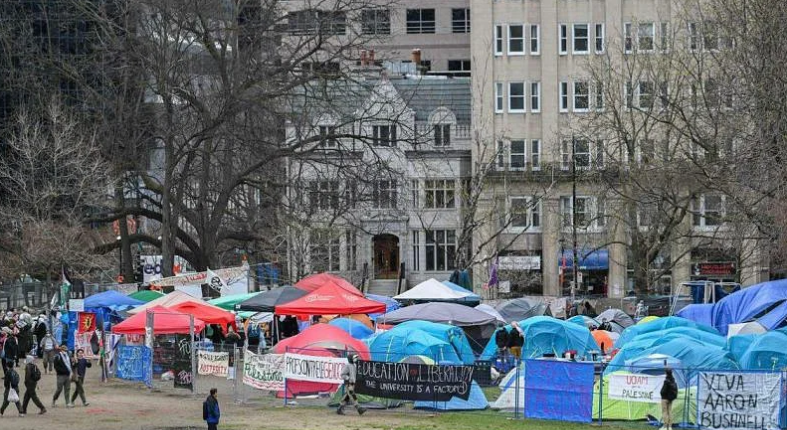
[
  {"xmin": 571, "ymin": 136, "xmax": 579, "ymax": 303},
  {"xmin": 116, "ymin": 236, "xmax": 123, "ymax": 282}
]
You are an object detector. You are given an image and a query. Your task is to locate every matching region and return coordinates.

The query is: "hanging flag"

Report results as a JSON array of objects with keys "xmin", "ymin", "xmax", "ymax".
[
  {"xmin": 206, "ymin": 268, "xmax": 229, "ymax": 292},
  {"xmin": 488, "ymin": 257, "xmax": 499, "ymax": 288},
  {"xmin": 60, "ymin": 266, "xmax": 72, "ymax": 308},
  {"xmin": 77, "ymin": 312, "xmax": 97, "ymax": 333}
]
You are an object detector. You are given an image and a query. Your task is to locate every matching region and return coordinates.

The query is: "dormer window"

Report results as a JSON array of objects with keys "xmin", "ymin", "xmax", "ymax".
[
  {"xmin": 372, "ymin": 124, "xmax": 397, "ymax": 146},
  {"xmin": 434, "ymin": 124, "xmax": 450, "ymax": 147}
]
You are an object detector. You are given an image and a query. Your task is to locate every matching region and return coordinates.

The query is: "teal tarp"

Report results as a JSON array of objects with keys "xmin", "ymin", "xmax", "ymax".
[
  {"xmin": 479, "ymin": 316, "xmax": 596, "ymax": 361},
  {"xmin": 615, "ymin": 316, "xmax": 719, "ymax": 348}
]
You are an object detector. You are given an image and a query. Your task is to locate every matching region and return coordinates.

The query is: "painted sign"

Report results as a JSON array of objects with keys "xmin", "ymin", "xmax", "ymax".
[{"xmin": 607, "ymin": 373, "xmax": 665, "ymax": 403}]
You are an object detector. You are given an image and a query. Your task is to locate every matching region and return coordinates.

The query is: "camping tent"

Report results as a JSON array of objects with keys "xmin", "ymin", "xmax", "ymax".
[
  {"xmin": 235, "ymin": 285, "xmax": 307, "ymax": 312},
  {"xmin": 479, "ymin": 316, "xmax": 596, "ymax": 361},
  {"xmin": 393, "ymin": 278, "xmax": 479, "ymax": 304},
  {"xmin": 414, "ymin": 381, "xmax": 489, "ymax": 411},
  {"xmin": 168, "ymin": 301, "xmax": 237, "ymax": 329},
  {"xmin": 84, "ymin": 290, "xmax": 144, "ymax": 310},
  {"xmin": 328, "ymin": 318, "xmax": 374, "ymax": 339},
  {"xmin": 378, "ymin": 302, "xmax": 497, "ymax": 326},
  {"xmin": 615, "ymin": 316, "xmax": 719, "ymax": 348},
  {"xmin": 367, "ymin": 327, "xmax": 464, "ymax": 364},
  {"xmin": 494, "ymin": 298, "xmax": 550, "ymax": 323},
  {"xmin": 591, "ymin": 330, "xmax": 619, "ymax": 352},
  {"xmin": 726, "ymin": 334, "xmax": 759, "ymax": 363},
  {"xmin": 208, "ymin": 292, "xmax": 260, "ymax": 311},
  {"xmin": 727, "ymin": 321, "xmax": 767, "ymax": 338},
  {"xmin": 112, "ymin": 305, "xmax": 207, "ymax": 335},
  {"xmin": 275, "ymin": 283, "xmax": 386, "ymax": 316},
  {"xmin": 128, "ymin": 290, "xmax": 165, "ymax": 303},
  {"xmin": 442, "ymin": 281, "xmax": 481, "ymax": 302},
  {"xmin": 294, "ymin": 273, "xmax": 363, "ymax": 296},
  {"xmin": 567, "ymin": 315, "xmax": 599, "ymax": 330},
  {"xmin": 365, "ymin": 294, "xmax": 400, "ymax": 319},
  {"xmin": 609, "ymin": 327, "xmax": 727, "ymax": 370},
  {"xmin": 625, "ymin": 354, "xmax": 686, "ymax": 386},
  {"xmin": 492, "ymin": 366, "xmax": 525, "ymax": 412},
  {"xmin": 593, "ymin": 372, "xmax": 697, "ymax": 423},
  {"xmin": 475, "ymin": 304, "xmax": 506, "ymax": 323},
  {"xmin": 392, "ymin": 320, "xmax": 476, "ymax": 364},
  {"xmin": 596, "ymin": 308, "xmax": 635, "ymax": 328},
  {"xmin": 127, "ymin": 290, "xmax": 205, "ymax": 315},
  {"xmin": 738, "ymin": 330, "xmax": 787, "ymax": 370}
]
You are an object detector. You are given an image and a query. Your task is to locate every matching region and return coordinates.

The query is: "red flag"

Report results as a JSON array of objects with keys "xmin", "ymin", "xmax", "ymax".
[{"xmin": 77, "ymin": 312, "xmax": 97, "ymax": 333}]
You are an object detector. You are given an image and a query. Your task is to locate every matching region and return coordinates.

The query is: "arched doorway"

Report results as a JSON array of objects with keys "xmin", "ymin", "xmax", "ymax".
[{"xmin": 372, "ymin": 234, "xmax": 399, "ymax": 279}]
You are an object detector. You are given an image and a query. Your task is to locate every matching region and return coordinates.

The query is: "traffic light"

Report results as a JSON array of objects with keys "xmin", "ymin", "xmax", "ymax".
[{"xmin": 134, "ymin": 255, "xmax": 144, "ymax": 282}]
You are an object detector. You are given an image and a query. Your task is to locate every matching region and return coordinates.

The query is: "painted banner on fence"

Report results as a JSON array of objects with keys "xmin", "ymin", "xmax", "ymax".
[
  {"xmin": 607, "ymin": 373, "xmax": 665, "ymax": 403},
  {"xmin": 198, "ymin": 350, "xmax": 230, "ymax": 378},
  {"xmin": 243, "ymin": 350, "xmax": 284, "ymax": 391},
  {"xmin": 524, "ymin": 360, "xmax": 595, "ymax": 423},
  {"xmin": 283, "ymin": 353, "xmax": 346, "ymax": 384},
  {"xmin": 116, "ymin": 345, "xmax": 152, "ymax": 386},
  {"xmin": 697, "ymin": 371, "xmax": 781, "ymax": 430},
  {"xmin": 355, "ymin": 360, "xmax": 474, "ymax": 401},
  {"xmin": 74, "ymin": 332, "xmax": 99, "ymax": 359}
]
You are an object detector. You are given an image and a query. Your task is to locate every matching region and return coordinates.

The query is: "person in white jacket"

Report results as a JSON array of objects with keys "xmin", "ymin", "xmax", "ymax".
[{"xmin": 337, "ymin": 355, "xmax": 365, "ymax": 415}]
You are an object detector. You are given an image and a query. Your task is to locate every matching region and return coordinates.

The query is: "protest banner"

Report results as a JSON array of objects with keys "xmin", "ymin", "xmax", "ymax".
[
  {"xmin": 243, "ymin": 350, "xmax": 284, "ymax": 391},
  {"xmin": 74, "ymin": 332, "xmax": 98, "ymax": 359},
  {"xmin": 117, "ymin": 345, "xmax": 152, "ymax": 385},
  {"xmin": 77, "ymin": 312, "xmax": 96, "ymax": 333},
  {"xmin": 524, "ymin": 359, "xmax": 594, "ymax": 423},
  {"xmin": 198, "ymin": 350, "xmax": 230, "ymax": 378},
  {"xmin": 354, "ymin": 360, "xmax": 474, "ymax": 401},
  {"xmin": 697, "ymin": 371, "xmax": 781, "ymax": 430},
  {"xmin": 283, "ymin": 353, "xmax": 347, "ymax": 384},
  {"xmin": 607, "ymin": 373, "xmax": 665, "ymax": 403}
]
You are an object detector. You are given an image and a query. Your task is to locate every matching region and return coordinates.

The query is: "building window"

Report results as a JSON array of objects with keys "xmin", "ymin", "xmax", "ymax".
[
  {"xmin": 412, "ymin": 231, "xmax": 421, "ymax": 272},
  {"xmin": 638, "ymin": 81, "xmax": 654, "ymax": 109},
  {"xmin": 434, "ymin": 124, "xmax": 451, "ymax": 146},
  {"xmin": 373, "ymin": 180, "xmax": 398, "ymax": 209},
  {"xmin": 508, "ymin": 24, "xmax": 525, "ymax": 55},
  {"xmin": 530, "ymin": 82, "xmax": 541, "ymax": 113},
  {"xmin": 447, "ymin": 60, "xmax": 471, "ymax": 74},
  {"xmin": 531, "ymin": 139, "xmax": 541, "ymax": 170},
  {"xmin": 451, "ymin": 8, "xmax": 470, "ymax": 34},
  {"xmin": 309, "ymin": 180, "xmax": 339, "ymax": 210},
  {"xmin": 573, "ymin": 24, "xmax": 589, "ymax": 54},
  {"xmin": 424, "ymin": 179, "xmax": 456, "ymax": 209},
  {"xmin": 559, "ymin": 24, "xmax": 568, "ymax": 54},
  {"xmin": 345, "ymin": 231, "xmax": 357, "ymax": 270},
  {"xmin": 310, "ymin": 231, "xmax": 340, "ymax": 272},
  {"xmin": 596, "ymin": 140, "xmax": 605, "ymax": 169},
  {"xmin": 562, "ymin": 139, "xmax": 591, "ymax": 170},
  {"xmin": 624, "ymin": 23, "xmax": 633, "ymax": 53},
  {"xmin": 361, "ymin": 9, "xmax": 390, "ymax": 35},
  {"xmin": 495, "ymin": 82, "xmax": 504, "ymax": 113},
  {"xmin": 425, "ymin": 230, "xmax": 456, "ymax": 271},
  {"xmin": 410, "ymin": 179, "xmax": 420, "ymax": 207},
  {"xmin": 510, "ymin": 140, "xmax": 526, "ymax": 170},
  {"xmin": 406, "ymin": 9, "xmax": 435, "ymax": 34},
  {"xmin": 496, "ymin": 141, "xmax": 506, "ymax": 169},
  {"xmin": 494, "ymin": 25, "xmax": 504, "ymax": 56},
  {"xmin": 530, "ymin": 24, "xmax": 540, "ymax": 54},
  {"xmin": 689, "ymin": 22, "xmax": 700, "ymax": 51},
  {"xmin": 573, "ymin": 81, "xmax": 589, "ymax": 112},
  {"xmin": 560, "ymin": 196, "xmax": 592, "ymax": 228},
  {"xmin": 625, "ymin": 22, "xmax": 655, "ymax": 52},
  {"xmin": 559, "ymin": 81, "xmax": 569, "ymax": 112},
  {"xmin": 594, "ymin": 83, "xmax": 604, "ymax": 110},
  {"xmin": 510, "ymin": 197, "xmax": 531, "ymax": 230},
  {"xmin": 319, "ymin": 125, "xmax": 337, "ymax": 148},
  {"xmin": 509, "ymin": 82, "xmax": 525, "ymax": 113},
  {"xmin": 693, "ymin": 195, "xmax": 725, "ymax": 227},
  {"xmin": 595, "ymin": 24, "xmax": 605, "ymax": 53},
  {"xmin": 660, "ymin": 22, "xmax": 670, "ymax": 51},
  {"xmin": 288, "ymin": 10, "xmax": 320, "ymax": 35},
  {"xmin": 372, "ymin": 124, "xmax": 397, "ymax": 146}
]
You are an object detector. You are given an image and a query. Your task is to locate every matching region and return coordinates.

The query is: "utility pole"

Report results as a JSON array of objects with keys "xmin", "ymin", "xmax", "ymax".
[{"xmin": 571, "ymin": 136, "xmax": 579, "ymax": 303}]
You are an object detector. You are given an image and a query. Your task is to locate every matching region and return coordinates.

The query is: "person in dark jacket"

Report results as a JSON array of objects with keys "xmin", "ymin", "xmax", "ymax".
[
  {"xmin": 494, "ymin": 326, "xmax": 510, "ymax": 358},
  {"xmin": 52, "ymin": 345, "xmax": 74, "ymax": 408},
  {"xmin": 22, "ymin": 355, "xmax": 46, "ymax": 415},
  {"xmin": 70, "ymin": 348, "xmax": 91, "ymax": 406},
  {"xmin": 204, "ymin": 388, "xmax": 220, "ymax": 430},
  {"xmin": 2, "ymin": 331, "xmax": 19, "ymax": 377},
  {"xmin": 507, "ymin": 322, "xmax": 525, "ymax": 359},
  {"xmin": 660, "ymin": 368, "xmax": 679, "ymax": 430},
  {"xmin": 0, "ymin": 365, "xmax": 22, "ymax": 416}
]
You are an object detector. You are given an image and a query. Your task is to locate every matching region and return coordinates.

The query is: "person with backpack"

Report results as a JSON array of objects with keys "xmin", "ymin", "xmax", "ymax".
[
  {"xmin": 22, "ymin": 355, "xmax": 45, "ymax": 415},
  {"xmin": 507, "ymin": 321, "xmax": 525, "ymax": 360},
  {"xmin": 494, "ymin": 325, "xmax": 509, "ymax": 359},
  {"xmin": 203, "ymin": 388, "xmax": 220, "ymax": 430},
  {"xmin": 337, "ymin": 354, "xmax": 366, "ymax": 416},
  {"xmin": 0, "ymin": 364, "xmax": 23, "ymax": 416},
  {"xmin": 660, "ymin": 368, "xmax": 679, "ymax": 430}
]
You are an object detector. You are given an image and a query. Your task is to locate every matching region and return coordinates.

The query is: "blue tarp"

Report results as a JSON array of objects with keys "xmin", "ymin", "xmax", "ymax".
[
  {"xmin": 116, "ymin": 345, "xmax": 152, "ymax": 386},
  {"xmin": 414, "ymin": 381, "xmax": 489, "ymax": 410},
  {"xmin": 755, "ymin": 300, "xmax": 787, "ymax": 330},
  {"xmin": 738, "ymin": 331, "xmax": 787, "ymax": 370},
  {"xmin": 615, "ymin": 316, "xmax": 719, "ymax": 348},
  {"xmin": 675, "ymin": 304, "xmax": 715, "ymax": 327},
  {"xmin": 367, "ymin": 328, "xmax": 463, "ymax": 364},
  {"xmin": 479, "ymin": 316, "xmax": 596, "ymax": 361},
  {"xmin": 558, "ymin": 249, "xmax": 609, "ymax": 270},
  {"xmin": 365, "ymin": 294, "xmax": 400, "ymax": 320},
  {"xmin": 525, "ymin": 360, "xmax": 594, "ymax": 422},
  {"xmin": 678, "ymin": 279, "xmax": 787, "ymax": 335},
  {"xmin": 441, "ymin": 281, "xmax": 481, "ymax": 301},
  {"xmin": 567, "ymin": 315, "xmax": 599, "ymax": 329},
  {"xmin": 393, "ymin": 320, "xmax": 475, "ymax": 364},
  {"xmin": 329, "ymin": 318, "xmax": 374, "ymax": 340},
  {"xmin": 725, "ymin": 334, "xmax": 759, "ymax": 364},
  {"xmin": 608, "ymin": 327, "xmax": 726, "ymax": 368},
  {"xmin": 84, "ymin": 290, "xmax": 144, "ymax": 309}
]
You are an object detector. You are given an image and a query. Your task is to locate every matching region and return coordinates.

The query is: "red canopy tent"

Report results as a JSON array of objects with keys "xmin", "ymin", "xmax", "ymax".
[
  {"xmin": 169, "ymin": 301, "xmax": 237, "ymax": 330},
  {"xmin": 112, "ymin": 306, "xmax": 207, "ymax": 335},
  {"xmin": 275, "ymin": 283, "xmax": 386, "ymax": 316},
  {"xmin": 295, "ymin": 273, "xmax": 363, "ymax": 297}
]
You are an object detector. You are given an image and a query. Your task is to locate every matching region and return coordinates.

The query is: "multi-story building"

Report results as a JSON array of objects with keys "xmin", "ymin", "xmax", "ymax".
[{"xmin": 471, "ymin": 2, "xmax": 769, "ymax": 298}]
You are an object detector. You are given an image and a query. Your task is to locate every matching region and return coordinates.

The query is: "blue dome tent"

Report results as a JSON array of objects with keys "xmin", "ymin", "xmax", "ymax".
[
  {"xmin": 393, "ymin": 320, "xmax": 476, "ymax": 364},
  {"xmin": 615, "ymin": 316, "xmax": 719, "ymax": 348},
  {"xmin": 367, "ymin": 328, "xmax": 463, "ymax": 364},
  {"xmin": 738, "ymin": 331, "xmax": 787, "ymax": 370},
  {"xmin": 608, "ymin": 327, "xmax": 726, "ymax": 368},
  {"xmin": 479, "ymin": 316, "xmax": 596, "ymax": 361},
  {"xmin": 329, "ymin": 318, "xmax": 374, "ymax": 340}
]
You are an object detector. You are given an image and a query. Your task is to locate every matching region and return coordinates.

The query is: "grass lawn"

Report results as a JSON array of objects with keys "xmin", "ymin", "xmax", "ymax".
[{"xmin": 389, "ymin": 411, "xmax": 651, "ymax": 430}]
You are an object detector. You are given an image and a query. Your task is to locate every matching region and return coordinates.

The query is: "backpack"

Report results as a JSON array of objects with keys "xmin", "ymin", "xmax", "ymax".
[
  {"xmin": 202, "ymin": 400, "xmax": 209, "ymax": 420},
  {"xmin": 9, "ymin": 368, "xmax": 20, "ymax": 386},
  {"xmin": 31, "ymin": 363, "xmax": 41, "ymax": 382}
]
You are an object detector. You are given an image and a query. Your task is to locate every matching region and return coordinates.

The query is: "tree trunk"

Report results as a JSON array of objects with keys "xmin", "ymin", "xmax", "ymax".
[{"xmin": 115, "ymin": 183, "xmax": 135, "ymax": 280}]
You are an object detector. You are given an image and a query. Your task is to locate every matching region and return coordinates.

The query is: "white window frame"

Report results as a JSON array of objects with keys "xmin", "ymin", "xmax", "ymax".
[
  {"xmin": 531, "ymin": 139, "xmax": 541, "ymax": 171},
  {"xmin": 624, "ymin": 23, "xmax": 633, "ymax": 53},
  {"xmin": 559, "ymin": 24, "xmax": 568, "ymax": 55},
  {"xmin": 433, "ymin": 124, "xmax": 451, "ymax": 147},
  {"xmin": 530, "ymin": 82, "xmax": 541, "ymax": 113},
  {"xmin": 508, "ymin": 82, "xmax": 526, "ymax": 113},
  {"xmin": 594, "ymin": 23, "xmax": 605, "ymax": 53},
  {"xmin": 594, "ymin": 82, "xmax": 605, "ymax": 111},
  {"xmin": 595, "ymin": 140, "xmax": 605, "ymax": 169},
  {"xmin": 495, "ymin": 82, "xmax": 504, "ymax": 113},
  {"xmin": 637, "ymin": 81, "xmax": 654, "ymax": 110},
  {"xmin": 572, "ymin": 23, "xmax": 589, "ymax": 54},
  {"xmin": 425, "ymin": 229, "xmax": 457, "ymax": 272},
  {"xmin": 496, "ymin": 140, "xmax": 506, "ymax": 170},
  {"xmin": 560, "ymin": 196, "xmax": 596, "ymax": 229},
  {"xmin": 494, "ymin": 25, "xmax": 504, "ymax": 56},
  {"xmin": 693, "ymin": 194, "xmax": 726, "ymax": 228},
  {"xmin": 411, "ymin": 230, "xmax": 421, "ymax": 272},
  {"xmin": 573, "ymin": 81, "xmax": 589, "ymax": 112},
  {"xmin": 660, "ymin": 22, "xmax": 670, "ymax": 52},
  {"xmin": 508, "ymin": 197, "xmax": 542, "ymax": 232},
  {"xmin": 559, "ymin": 81, "xmax": 569, "ymax": 112},
  {"xmin": 638, "ymin": 22, "xmax": 655, "ymax": 52},
  {"xmin": 529, "ymin": 24, "xmax": 540, "ymax": 55},
  {"xmin": 509, "ymin": 140, "xmax": 526, "ymax": 170},
  {"xmin": 508, "ymin": 24, "xmax": 525, "ymax": 55},
  {"xmin": 424, "ymin": 179, "xmax": 456, "ymax": 209}
]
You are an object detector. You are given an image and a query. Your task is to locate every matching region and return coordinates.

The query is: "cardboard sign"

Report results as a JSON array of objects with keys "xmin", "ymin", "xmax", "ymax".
[
  {"xmin": 282, "ymin": 353, "xmax": 347, "ymax": 384},
  {"xmin": 355, "ymin": 360, "xmax": 474, "ymax": 401},
  {"xmin": 69, "ymin": 299, "xmax": 84, "ymax": 312},
  {"xmin": 608, "ymin": 373, "xmax": 664, "ymax": 403},
  {"xmin": 697, "ymin": 372, "xmax": 781, "ymax": 430},
  {"xmin": 243, "ymin": 351, "xmax": 284, "ymax": 391}
]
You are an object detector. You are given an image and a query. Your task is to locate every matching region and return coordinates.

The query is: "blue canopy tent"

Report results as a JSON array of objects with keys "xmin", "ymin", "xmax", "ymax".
[
  {"xmin": 365, "ymin": 294, "xmax": 400, "ymax": 321},
  {"xmin": 84, "ymin": 290, "xmax": 145, "ymax": 309},
  {"xmin": 367, "ymin": 328, "xmax": 463, "ymax": 364},
  {"xmin": 64, "ymin": 290, "xmax": 145, "ymax": 349},
  {"xmin": 559, "ymin": 248, "xmax": 609, "ymax": 270},
  {"xmin": 329, "ymin": 317, "xmax": 374, "ymax": 340},
  {"xmin": 738, "ymin": 331, "xmax": 787, "ymax": 370},
  {"xmin": 615, "ymin": 316, "xmax": 719, "ymax": 348},
  {"xmin": 479, "ymin": 316, "xmax": 596, "ymax": 361}
]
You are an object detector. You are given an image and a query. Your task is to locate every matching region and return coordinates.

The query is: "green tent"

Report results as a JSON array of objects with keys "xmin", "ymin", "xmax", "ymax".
[
  {"xmin": 208, "ymin": 292, "xmax": 261, "ymax": 311},
  {"xmin": 128, "ymin": 290, "xmax": 165, "ymax": 303},
  {"xmin": 592, "ymin": 373, "xmax": 697, "ymax": 424}
]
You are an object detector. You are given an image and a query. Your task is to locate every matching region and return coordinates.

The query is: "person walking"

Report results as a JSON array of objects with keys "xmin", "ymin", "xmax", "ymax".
[
  {"xmin": 39, "ymin": 331, "xmax": 58, "ymax": 375},
  {"xmin": 22, "ymin": 355, "xmax": 45, "ymax": 415},
  {"xmin": 0, "ymin": 364, "xmax": 23, "ymax": 417},
  {"xmin": 203, "ymin": 388, "xmax": 220, "ymax": 430},
  {"xmin": 507, "ymin": 322, "xmax": 525, "ymax": 360},
  {"xmin": 70, "ymin": 348, "xmax": 91, "ymax": 406},
  {"xmin": 660, "ymin": 368, "xmax": 679, "ymax": 430},
  {"xmin": 337, "ymin": 354, "xmax": 366, "ymax": 415},
  {"xmin": 2, "ymin": 329, "xmax": 18, "ymax": 378},
  {"xmin": 52, "ymin": 345, "xmax": 74, "ymax": 408}
]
